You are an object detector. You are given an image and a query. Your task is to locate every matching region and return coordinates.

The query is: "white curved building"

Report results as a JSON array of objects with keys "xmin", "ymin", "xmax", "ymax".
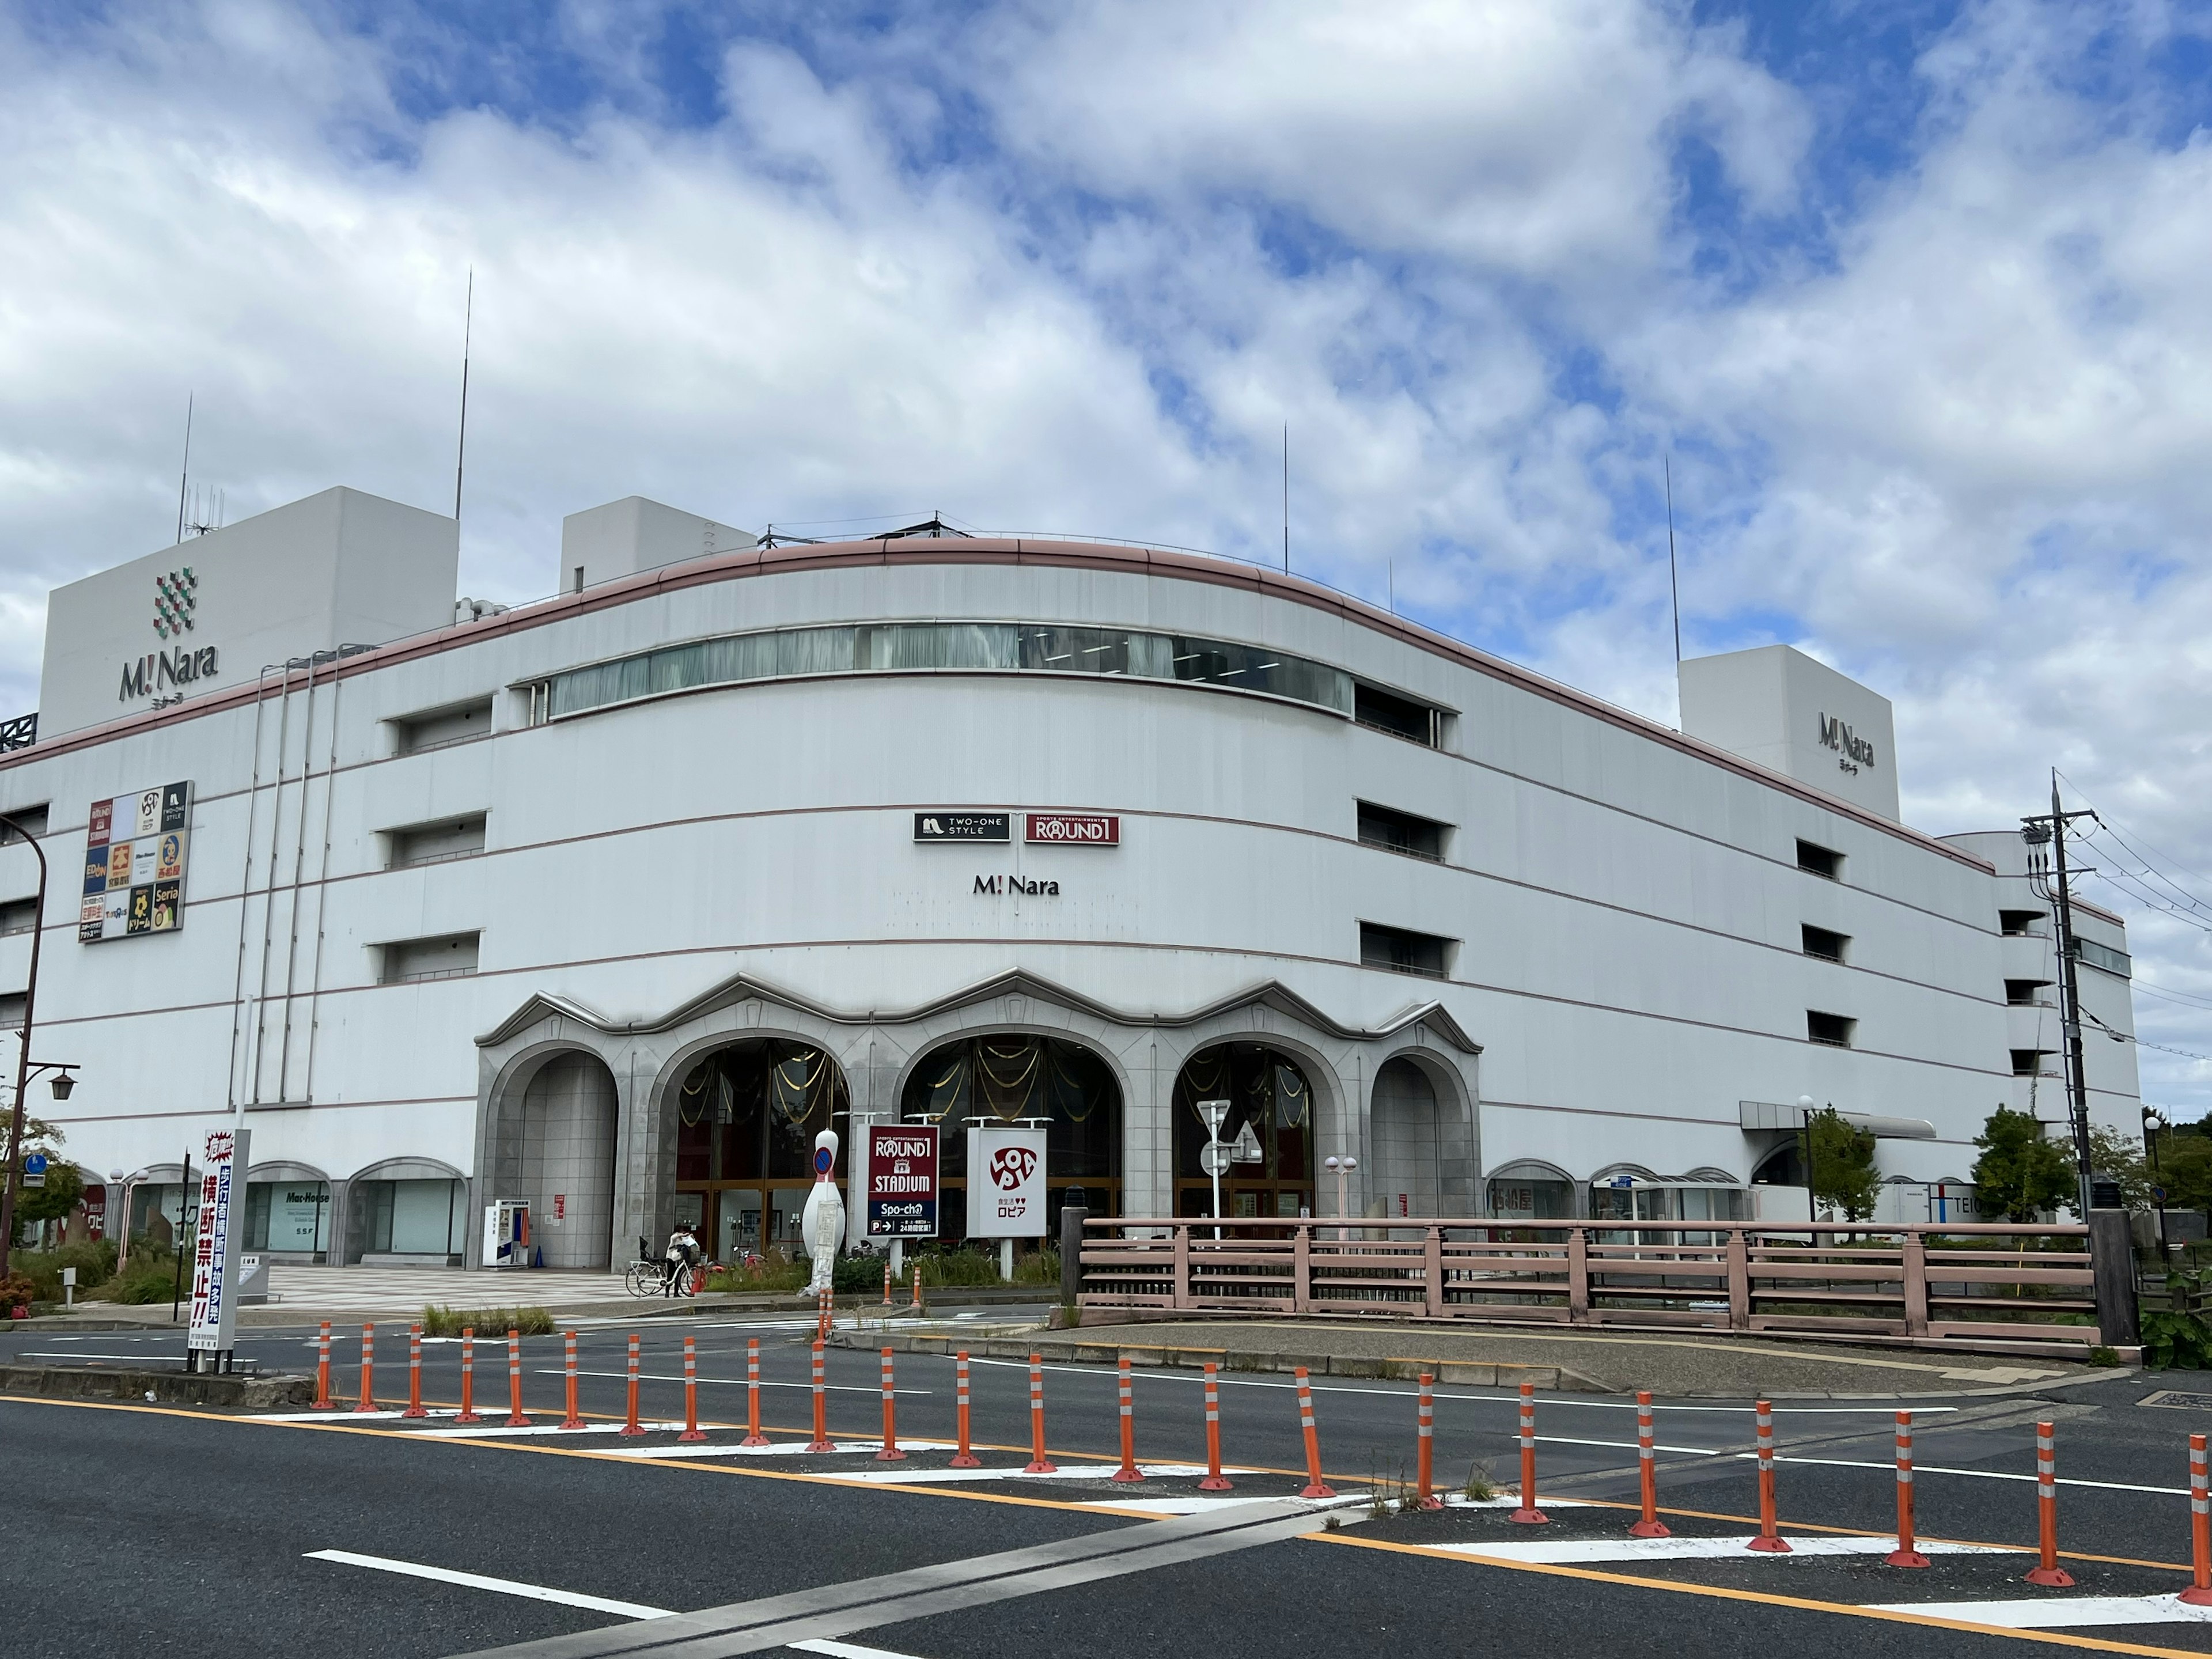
[{"xmin": 0, "ymin": 487, "xmax": 2140, "ymax": 1267}]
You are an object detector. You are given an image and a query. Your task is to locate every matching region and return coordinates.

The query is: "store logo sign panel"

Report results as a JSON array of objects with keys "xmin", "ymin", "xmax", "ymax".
[
  {"xmin": 965, "ymin": 1126, "xmax": 1047, "ymax": 1238},
  {"xmin": 80, "ymin": 781, "xmax": 191, "ymax": 942},
  {"xmin": 914, "ymin": 811, "xmax": 1010, "ymax": 843},
  {"xmin": 1025, "ymin": 812, "xmax": 1118, "ymax": 846},
  {"xmin": 866, "ymin": 1124, "xmax": 940, "ymax": 1239}
]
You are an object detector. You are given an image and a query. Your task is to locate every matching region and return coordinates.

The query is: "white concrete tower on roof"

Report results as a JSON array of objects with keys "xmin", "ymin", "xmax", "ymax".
[
  {"xmin": 37, "ymin": 486, "xmax": 458, "ymax": 740},
  {"xmin": 1678, "ymin": 643, "xmax": 1902, "ymax": 821},
  {"xmin": 558, "ymin": 497, "xmax": 755, "ymax": 595}
]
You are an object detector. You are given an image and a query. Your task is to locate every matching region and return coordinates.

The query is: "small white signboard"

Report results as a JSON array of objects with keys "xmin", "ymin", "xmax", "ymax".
[{"xmin": 965, "ymin": 1126, "xmax": 1047, "ymax": 1238}]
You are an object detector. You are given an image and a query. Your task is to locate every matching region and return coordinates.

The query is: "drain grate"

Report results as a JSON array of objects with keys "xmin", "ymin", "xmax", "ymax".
[{"xmin": 2139, "ymin": 1391, "xmax": 2212, "ymax": 1410}]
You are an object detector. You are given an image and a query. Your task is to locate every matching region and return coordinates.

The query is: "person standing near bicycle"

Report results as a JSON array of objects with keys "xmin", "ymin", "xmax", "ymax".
[{"xmin": 663, "ymin": 1221, "xmax": 701, "ymax": 1296}]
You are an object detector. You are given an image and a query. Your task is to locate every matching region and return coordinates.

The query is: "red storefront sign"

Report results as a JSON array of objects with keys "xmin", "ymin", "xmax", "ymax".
[
  {"xmin": 866, "ymin": 1124, "xmax": 940, "ymax": 1238},
  {"xmin": 1025, "ymin": 812, "xmax": 1119, "ymax": 846}
]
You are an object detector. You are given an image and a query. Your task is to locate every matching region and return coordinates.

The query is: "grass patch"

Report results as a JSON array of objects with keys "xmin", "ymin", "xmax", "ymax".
[
  {"xmin": 1463, "ymin": 1459, "xmax": 1497, "ymax": 1502},
  {"xmin": 422, "ymin": 1305, "xmax": 555, "ymax": 1337}
]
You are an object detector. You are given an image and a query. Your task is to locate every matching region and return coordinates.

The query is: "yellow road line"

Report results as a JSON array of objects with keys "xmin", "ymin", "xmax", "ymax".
[{"xmin": 1313, "ymin": 1532, "xmax": 2211, "ymax": 1659}]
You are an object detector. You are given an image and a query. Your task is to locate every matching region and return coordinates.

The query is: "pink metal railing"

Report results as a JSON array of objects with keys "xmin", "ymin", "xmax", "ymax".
[{"xmin": 1077, "ymin": 1217, "xmax": 2103, "ymax": 1355}]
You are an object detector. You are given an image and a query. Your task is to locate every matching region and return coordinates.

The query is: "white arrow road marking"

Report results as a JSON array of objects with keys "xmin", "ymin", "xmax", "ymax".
[{"xmin": 303, "ymin": 1550, "xmax": 675, "ymax": 1619}]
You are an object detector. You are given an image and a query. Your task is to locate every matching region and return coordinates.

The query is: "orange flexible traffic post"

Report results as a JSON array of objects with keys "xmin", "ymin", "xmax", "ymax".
[
  {"xmin": 1886, "ymin": 1410, "xmax": 1928, "ymax": 1567},
  {"xmin": 2185, "ymin": 1434, "xmax": 2212, "ymax": 1605},
  {"xmin": 1415, "ymin": 1374, "xmax": 1442, "ymax": 1510},
  {"xmin": 679, "ymin": 1334, "xmax": 707, "ymax": 1442},
  {"xmin": 504, "ymin": 1328, "xmax": 529, "ymax": 1427},
  {"xmin": 402, "ymin": 1323, "xmax": 427, "ymax": 1419},
  {"xmin": 1509, "ymin": 1381, "xmax": 1545, "ymax": 1524},
  {"xmin": 354, "ymin": 1323, "xmax": 377, "ymax": 1413},
  {"xmin": 877, "ymin": 1347, "xmax": 907, "ymax": 1461},
  {"xmin": 817, "ymin": 1287, "xmax": 832, "ymax": 1343},
  {"xmin": 911, "ymin": 1264, "xmax": 922, "ymax": 1310},
  {"xmin": 950, "ymin": 1351, "xmax": 981, "ymax": 1467},
  {"xmin": 1111, "ymin": 1356, "xmax": 1143, "ymax": 1483},
  {"xmin": 620, "ymin": 1334, "xmax": 645, "ymax": 1437},
  {"xmin": 2024, "ymin": 1420, "xmax": 2073, "ymax": 1585},
  {"xmin": 560, "ymin": 1330, "xmax": 585, "ymax": 1430},
  {"xmin": 1198, "ymin": 1362, "xmax": 1232, "ymax": 1491},
  {"xmin": 1747, "ymin": 1399, "xmax": 1790, "ymax": 1552},
  {"xmin": 741, "ymin": 1336, "xmax": 770, "ymax": 1446},
  {"xmin": 313, "ymin": 1321, "xmax": 334, "ymax": 1410},
  {"xmin": 807, "ymin": 1339, "xmax": 834, "ymax": 1451},
  {"xmin": 1294, "ymin": 1366, "xmax": 1335, "ymax": 1499},
  {"xmin": 1629, "ymin": 1389, "xmax": 1668, "ymax": 1537},
  {"xmin": 1024, "ymin": 1353, "xmax": 1057, "ymax": 1472},
  {"xmin": 883, "ymin": 1259, "xmax": 892, "ymax": 1305},
  {"xmin": 455, "ymin": 1328, "xmax": 481, "ymax": 1423}
]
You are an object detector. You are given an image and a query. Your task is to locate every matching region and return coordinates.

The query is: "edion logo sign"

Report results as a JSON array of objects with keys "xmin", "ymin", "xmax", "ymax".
[{"xmin": 989, "ymin": 1145, "xmax": 1038, "ymax": 1190}]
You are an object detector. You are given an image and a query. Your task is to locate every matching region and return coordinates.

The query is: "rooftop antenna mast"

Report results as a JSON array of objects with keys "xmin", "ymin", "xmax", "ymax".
[
  {"xmin": 454, "ymin": 267, "xmax": 473, "ymax": 524},
  {"xmin": 1282, "ymin": 422, "xmax": 1290, "ymax": 574},
  {"xmin": 1664, "ymin": 453, "xmax": 1682, "ymax": 665},
  {"xmin": 174, "ymin": 393, "xmax": 194, "ymax": 545}
]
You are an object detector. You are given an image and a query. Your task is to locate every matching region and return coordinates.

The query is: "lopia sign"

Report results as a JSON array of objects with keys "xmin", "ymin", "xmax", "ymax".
[
  {"xmin": 866, "ymin": 1124, "xmax": 940, "ymax": 1239},
  {"xmin": 965, "ymin": 1126, "xmax": 1047, "ymax": 1238}
]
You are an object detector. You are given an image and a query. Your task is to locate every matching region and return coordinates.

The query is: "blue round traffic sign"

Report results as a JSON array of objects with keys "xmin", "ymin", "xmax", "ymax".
[
  {"xmin": 813, "ymin": 1146, "xmax": 834, "ymax": 1177},
  {"xmin": 22, "ymin": 1153, "xmax": 47, "ymax": 1175}
]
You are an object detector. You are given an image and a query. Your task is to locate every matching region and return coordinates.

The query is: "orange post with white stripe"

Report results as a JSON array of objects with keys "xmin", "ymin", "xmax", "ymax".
[
  {"xmin": 877, "ymin": 1347, "xmax": 907, "ymax": 1461},
  {"xmin": 911, "ymin": 1264, "xmax": 922, "ymax": 1310},
  {"xmin": 742, "ymin": 1336, "xmax": 770, "ymax": 1446},
  {"xmin": 950, "ymin": 1351, "xmax": 981, "ymax": 1467},
  {"xmin": 817, "ymin": 1287, "xmax": 832, "ymax": 1343},
  {"xmin": 1294, "ymin": 1366, "xmax": 1334, "ymax": 1499},
  {"xmin": 354, "ymin": 1323, "xmax": 377, "ymax": 1414},
  {"xmin": 2184, "ymin": 1434, "xmax": 2212, "ymax": 1605},
  {"xmin": 402, "ymin": 1323, "xmax": 427, "ymax": 1419},
  {"xmin": 1886, "ymin": 1410, "xmax": 1927, "ymax": 1567},
  {"xmin": 679, "ymin": 1334, "xmax": 707, "ymax": 1442},
  {"xmin": 1198, "ymin": 1362, "xmax": 1232, "ymax": 1491},
  {"xmin": 1629, "ymin": 1388, "xmax": 1667, "ymax": 1537},
  {"xmin": 454, "ymin": 1328, "xmax": 482, "ymax": 1424},
  {"xmin": 504, "ymin": 1329, "xmax": 529, "ymax": 1427},
  {"xmin": 560, "ymin": 1330, "xmax": 585, "ymax": 1430},
  {"xmin": 1415, "ymin": 1373, "xmax": 1441, "ymax": 1510},
  {"xmin": 620, "ymin": 1334, "xmax": 645, "ymax": 1437},
  {"xmin": 1112, "ymin": 1356, "xmax": 1143, "ymax": 1483},
  {"xmin": 313, "ymin": 1321, "xmax": 334, "ymax": 1410},
  {"xmin": 1747, "ymin": 1399, "xmax": 1790, "ymax": 1552},
  {"xmin": 807, "ymin": 1339, "xmax": 834, "ymax": 1451},
  {"xmin": 1509, "ymin": 1381, "xmax": 1545, "ymax": 1524},
  {"xmin": 882, "ymin": 1259, "xmax": 893, "ymax": 1305},
  {"xmin": 1024, "ymin": 1353, "xmax": 1056, "ymax": 1473},
  {"xmin": 2024, "ymin": 1419, "xmax": 2073, "ymax": 1586}
]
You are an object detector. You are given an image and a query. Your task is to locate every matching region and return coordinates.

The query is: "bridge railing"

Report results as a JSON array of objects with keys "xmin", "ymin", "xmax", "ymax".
[{"xmin": 1078, "ymin": 1217, "xmax": 2103, "ymax": 1355}]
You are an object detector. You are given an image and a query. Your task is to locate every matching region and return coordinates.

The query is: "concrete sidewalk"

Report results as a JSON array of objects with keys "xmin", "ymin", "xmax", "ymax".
[{"xmin": 839, "ymin": 1316, "xmax": 2132, "ymax": 1399}]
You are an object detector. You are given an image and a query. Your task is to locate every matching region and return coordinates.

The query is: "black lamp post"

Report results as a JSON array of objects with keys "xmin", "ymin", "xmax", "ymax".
[
  {"xmin": 2145, "ymin": 1107, "xmax": 2170, "ymax": 1259},
  {"xmin": 0, "ymin": 808, "xmax": 81, "ymax": 1278}
]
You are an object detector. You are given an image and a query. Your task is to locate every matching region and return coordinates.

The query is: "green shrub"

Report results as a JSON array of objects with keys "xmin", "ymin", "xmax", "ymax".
[
  {"xmin": 704, "ymin": 1248, "xmax": 808, "ymax": 1295},
  {"xmin": 833, "ymin": 1253, "xmax": 888, "ymax": 1293},
  {"xmin": 916, "ymin": 1247, "xmax": 1004, "ymax": 1287},
  {"xmin": 2143, "ymin": 1308, "xmax": 2212, "ymax": 1371},
  {"xmin": 421, "ymin": 1305, "xmax": 556, "ymax": 1338},
  {"xmin": 10, "ymin": 1238, "xmax": 120, "ymax": 1301},
  {"xmin": 100, "ymin": 1250, "xmax": 184, "ymax": 1305},
  {"xmin": 1013, "ymin": 1247, "xmax": 1060, "ymax": 1286}
]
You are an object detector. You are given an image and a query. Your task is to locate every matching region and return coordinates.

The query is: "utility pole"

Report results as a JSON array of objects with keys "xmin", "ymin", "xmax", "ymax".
[{"xmin": 2022, "ymin": 774, "xmax": 2097, "ymax": 1222}]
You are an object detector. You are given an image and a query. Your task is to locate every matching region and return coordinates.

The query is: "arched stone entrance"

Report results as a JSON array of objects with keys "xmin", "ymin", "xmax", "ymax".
[
  {"xmin": 671, "ymin": 1038, "xmax": 851, "ymax": 1261},
  {"xmin": 900, "ymin": 1033, "xmax": 1122, "ymax": 1241},
  {"xmin": 482, "ymin": 1050, "xmax": 620, "ymax": 1270},
  {"xmin": 1171, "ymin": 1043, "xmax": 1317, "ymax": 1219}
]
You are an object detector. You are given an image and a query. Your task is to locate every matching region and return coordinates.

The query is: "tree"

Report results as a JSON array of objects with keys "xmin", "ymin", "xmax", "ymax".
[
  {"xmin": 9, "ymin": 1113, "xmax": 81, "ymax": 1229},
  {"xmin": 2161, "ymin": 1134, "xmax": 2212, "ymax": 1222},
  {"xmin": 2088, "ymin": 1124, "xmax": 2154, "ymax": 1213},
  {"xmin": 1806, "ymin": 1107, "xmax": 1881, "ymax": 1221},
  {"xmin": 1972, "ymin": 1105, "xmax": 2077, "ymax": 1221}
]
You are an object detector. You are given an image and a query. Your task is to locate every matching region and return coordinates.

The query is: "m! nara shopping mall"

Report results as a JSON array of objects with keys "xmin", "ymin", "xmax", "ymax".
[{"xmin": 0, "ymin": 488, "xmax": 2140, "ymax": 1268}]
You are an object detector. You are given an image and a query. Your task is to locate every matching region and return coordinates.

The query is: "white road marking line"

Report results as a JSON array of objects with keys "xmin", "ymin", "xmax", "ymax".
[
  {"xmin": 1763, "ymin": 1453, "xmax": 2189, "ymax": 1498},
  {"xmin": 551, "ymin": 1369, "xmax": 932, "ymax": 1396},
  {"xmin": 824, "ymin": 1461, "xmax": 1232, "ymax": 1486},
  {"xmin": 304, "ymin": 1549, "xmax": 675, "ymax": 1619},
  {"xmin": 601, "ymin": 1441, "xmax": 893, "ymax": 1460},
  {"xmin": 791, "ymin": 1639, "xmax": 935, "ymax": 1659},
  {"xmin": 1438, "ymin": 1536, "xmax": 2014, "ymax": 1565},
  {"xmin": 266, "ymin": 1408, "xmax": 464, "ymax": 1422},
  {"xmin": 405, "ymin": 1422, "xmax": 692, "ymax": 1441},
  {"xmin": 1866, "ymin": 1594, "xmax": 2212, "ymax": 1629}
]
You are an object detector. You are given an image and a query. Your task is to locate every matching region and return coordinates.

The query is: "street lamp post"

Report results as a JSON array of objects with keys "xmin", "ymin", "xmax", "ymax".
[
  {"xmin": 0, "ymin": 808, "xmax": 80, "ymax": 1279},
  {"xmin": 2145, "ymin": 1108, "xmax": 2170, "ymax": 1259},
  {"xmin": 1324, "ymin": 1154, "xmax": 1358, "ymax": 1243}
]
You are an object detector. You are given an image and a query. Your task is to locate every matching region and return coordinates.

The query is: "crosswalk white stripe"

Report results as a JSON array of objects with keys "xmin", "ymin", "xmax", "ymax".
[{"xmin": 304, "ymin": 1550, "xmax": 673, "ymax": 1619}]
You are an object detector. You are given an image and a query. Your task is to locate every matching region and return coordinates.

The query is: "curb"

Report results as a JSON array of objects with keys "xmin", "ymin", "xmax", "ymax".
[
  {"xmin": 1, "ymin": 1363, "xmax": 315, "ymax": 1410},
  {"xmin": 826, "ymin": 1330, "xmax": 1609, "ymax": 1392}
]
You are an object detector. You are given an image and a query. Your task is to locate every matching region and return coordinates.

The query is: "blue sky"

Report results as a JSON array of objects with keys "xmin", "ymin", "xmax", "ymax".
[{"xmin": 2, "ymin": 0, "xmax": 2210, "ymax": 1109}]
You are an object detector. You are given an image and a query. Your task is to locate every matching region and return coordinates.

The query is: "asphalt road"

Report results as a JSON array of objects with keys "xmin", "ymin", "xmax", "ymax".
[{"xmin": 12, "ymin": 1315, "xmax": 2212, "ymax": 1658}]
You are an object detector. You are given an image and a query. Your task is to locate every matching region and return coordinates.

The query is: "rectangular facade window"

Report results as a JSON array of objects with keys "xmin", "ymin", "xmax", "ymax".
[
  {"xmin": 1801, "ymin": 924, "xmax": 1848, "ymax": 963},
  {"xmin": 393, "ymin": 698, "xmax": 493, "ymax": 755},
  {"xmin": 380, "ymin": 931, "xmax": 481, "ymax": 984},
  {"xmin": 1806, "ymin": 1010, "xmax": 1855, "ymax": 1047},
  {"xmin": 2072, "ymin": 937, "xmax": 2133, "ymax": 979},
  {"xmin": 1360, "ymin": 922, "xmax": 1453, "ymax": 979},
  {"xmin": 1796, "ymin": 839, "xmax": 1842, "ymax": 880},
  {"xmin": 1999, "ymin": 909, "xmax": 2044, "ymax": 937},
  {"xmin": 2011, "ymin": 1048, "xmax": 2055, "ymax": 1076},
  {"xmin": 0, "ymin": 897, "xmax": 36, "ymax": 937},
  {"xmin": 1357, "ymin": 801, "xmax": 1448, "ymax": 862},
  {"xmin": 1353, "ymin": 683, "xmax": 1438, "ymax": 745},
  {"xmin": 0, "ymin": 991, "xmax": 22, "ymax": 1034},
  {"xmin": 0, "ymin": 804, "xmax": 50, "ymax": 844},
  {"xmin": 2005, "ymin": 979, "xmax": 2051, "ymax": 1006},
  {"xmin": 387, "ymin": 814, "xmax": 488, "ymax": 869}
]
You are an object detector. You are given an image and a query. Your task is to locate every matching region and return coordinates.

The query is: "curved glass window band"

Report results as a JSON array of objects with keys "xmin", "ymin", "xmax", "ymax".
[{"xmin": 543, "ymin": 622, "xmax": 1354, "ymax": 721}]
